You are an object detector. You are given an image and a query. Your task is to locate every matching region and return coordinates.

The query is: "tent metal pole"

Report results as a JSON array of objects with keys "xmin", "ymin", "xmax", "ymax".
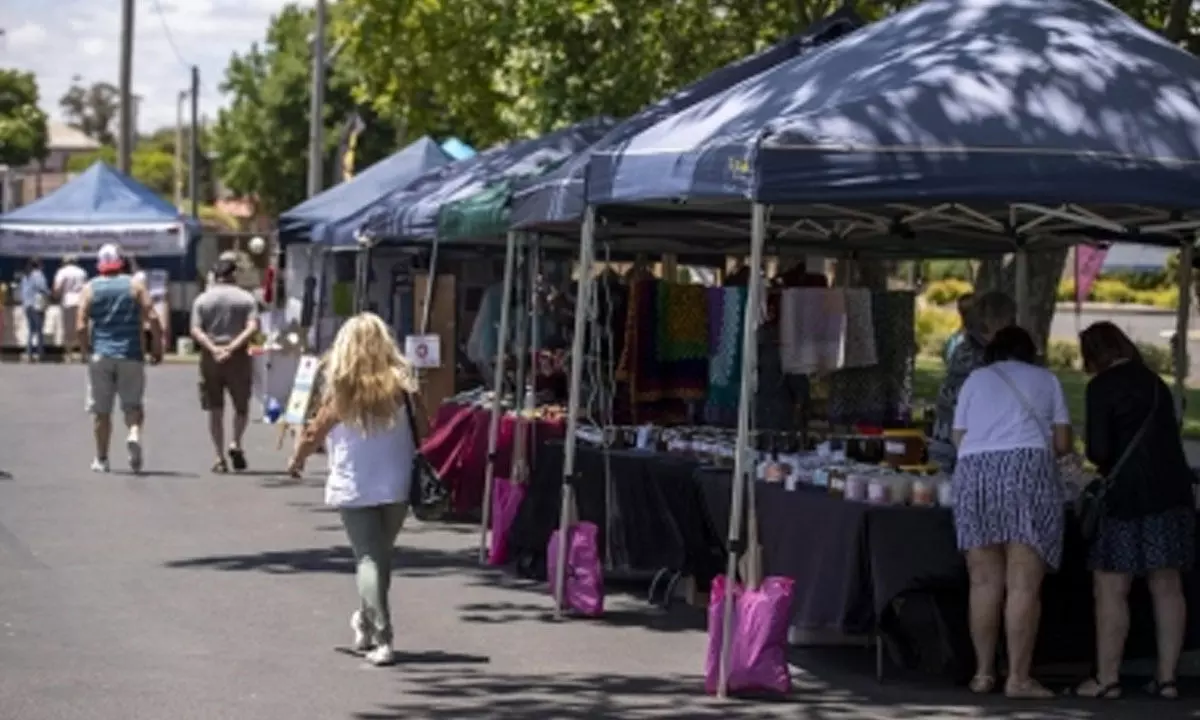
[
  {"xmin": 511, "ymin": 236, "xmax": 531, "ymax": 477},
  {"xmin": 554, "ymin": 207, "xmax": 597, "ymax": 616},
  {"xmin": 420, "ymin": 238, "xmax": 440, "ymax": 335},
  {"xmin": 478, "ymin": 231, "xmax": 519, "ymax": 563},
  {"xmin": 1173, "ymin": 238, "xmax": 1194, "ymax": 421},
  {"xmin": 1015, "ymin": 246, "xmax": 1030, "ymax": 330},
  {"xmin": 717, "ymin": 202, "xmax": 768, "ymax": 699}
]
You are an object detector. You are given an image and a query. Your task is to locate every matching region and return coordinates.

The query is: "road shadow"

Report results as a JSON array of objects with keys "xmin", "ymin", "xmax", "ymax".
[
  {"xmin": 332, "ymin": 647, "xmax": 491, "ymax": 666},
  {"xmin": 163, "ymin": 544, "xmax": 480, "ymax": 578},
  {"xmin": 351, "ymin": 660, "xmax": 1191, "ymax": 720},
  {"xmin": 456, "ymin": 600, "xmax": 707, "ymax": 635},
  {"xmin": 0, "ymin": 470, "xmax": 13, "ymax": 480},
  {"xmin": 113, "ymin": 470, "xmax": 202, "ymax": 479}
]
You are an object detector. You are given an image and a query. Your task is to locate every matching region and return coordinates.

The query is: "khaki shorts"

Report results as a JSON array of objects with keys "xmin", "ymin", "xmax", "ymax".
[
  {"xmin": 86, "ymin": 357, "xmax": 146, "ymax": 415},
  {"xmin": 61, "ymin": 306, "xmax": 80, "ymax": 347},
  {"xmin": 199, "ymin": 352, "xmax": 253, "ymax": 414}
]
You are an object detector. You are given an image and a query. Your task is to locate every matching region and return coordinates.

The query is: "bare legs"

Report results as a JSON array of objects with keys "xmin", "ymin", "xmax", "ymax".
[
  {"xmin": 93, "ymin": 413, "xmax": 113, "ymax": 461},
  {"xmin": 207, "ymin": 409, "xmax": 226, "ymax": 461},
  {"xmin": 965, "ymin": 543, "xmax": 1051, "ymax": 697},
  {"xmin": 231, "ymin": 409, "xmax": 248, "ymax": 451},
  {"xmin": 1149, "ymin": 569, "xmax": 1186, "ymax": 697}
]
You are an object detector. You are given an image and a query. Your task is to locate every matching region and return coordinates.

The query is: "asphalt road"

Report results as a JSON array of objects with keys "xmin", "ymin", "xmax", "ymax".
[{"xmin": 0, "ymin": 364, "xmax": 1193, "ymax": 719}]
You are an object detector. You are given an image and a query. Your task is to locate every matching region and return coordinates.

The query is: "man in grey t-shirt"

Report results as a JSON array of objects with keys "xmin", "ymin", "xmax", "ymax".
[{"xmin": 190, "ymin": 257, "xmax": 260, "ymax": 473}]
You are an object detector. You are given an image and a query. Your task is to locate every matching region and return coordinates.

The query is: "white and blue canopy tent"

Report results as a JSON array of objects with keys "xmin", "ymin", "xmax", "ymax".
[
  {"xmin": 0, "ymin": 161, "xmax": 198, "ymax": 262},
  {"xmin": 546, "ymin": 0, "xmax": 1200, "ymax": 696}
]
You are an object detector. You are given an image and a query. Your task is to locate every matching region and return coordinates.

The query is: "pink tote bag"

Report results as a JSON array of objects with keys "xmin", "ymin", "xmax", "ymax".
[
  {"xmin": 704, "ymin": 575, "xmax": 795, "ymax": 696},
  {"xmin": 546, "ymin": 521, "xmax": 604, "ymax": 616},
  {"xmin": 487, "ymin": 477, "xmax": 526, "ymax": 566}
]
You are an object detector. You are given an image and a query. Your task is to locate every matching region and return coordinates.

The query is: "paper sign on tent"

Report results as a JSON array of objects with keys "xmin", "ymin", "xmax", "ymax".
[{"xmin": 404, "ymin": 334, "xmax": 441, "ymax": 369}]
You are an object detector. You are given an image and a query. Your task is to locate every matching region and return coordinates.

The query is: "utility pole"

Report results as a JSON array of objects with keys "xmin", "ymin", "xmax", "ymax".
[
  {"xmin": 117, "ymin": 0, "xmax": 135, "ymax": 174},
  {"xmin": 189, "ymin": 66, "xmax": 199, "ymax": 219},
  {"xmin": 307, "ymin": 0, "xmax": 327, "ymax": 198},
  {"xmin": 174, "ymin": 90, "xmax": 186, "ymax": 208}
]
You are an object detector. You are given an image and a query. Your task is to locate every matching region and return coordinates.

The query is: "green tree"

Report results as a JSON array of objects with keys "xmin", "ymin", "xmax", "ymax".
[
  {"xmin": 59, "ymin": 76, "xmax": 120, "ymax": 146},
  {"xmin": 66, "ymin": 146, "xmax": 178, "ymax": 197},
  {"xmin": 0, "ymin": 69, "xmax": 50, "ymax": 168},
  {"xmin": 211, "ymin": 2, "xmax": 404, "ymax": 218}
]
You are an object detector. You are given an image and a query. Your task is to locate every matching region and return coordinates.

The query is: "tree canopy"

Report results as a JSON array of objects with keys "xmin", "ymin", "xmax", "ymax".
[
  {"xmin": 0, "ymin": 69, "xmax": 49, "ymax": 168},
  {"xmin": 59, "ymin": 77, "xmax": 120, "ymax": 147}
]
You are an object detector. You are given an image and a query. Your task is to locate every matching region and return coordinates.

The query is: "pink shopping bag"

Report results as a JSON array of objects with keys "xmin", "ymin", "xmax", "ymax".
[
  {"xmin": 546, "ymin": 521, "xmax": 604, "ymax": 616},
  {"xmin": 487, "ymin": 477, "xmax": 526, "ymax": 566},
  {"xmin": 704, "ymin": 574, "xmax": 795, "ymax": 696}
]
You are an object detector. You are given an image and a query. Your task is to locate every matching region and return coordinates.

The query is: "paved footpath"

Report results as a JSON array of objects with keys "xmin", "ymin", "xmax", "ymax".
[{"xmin": 0, "ymin": 364, "xmax": 1191, "ymax": 719}]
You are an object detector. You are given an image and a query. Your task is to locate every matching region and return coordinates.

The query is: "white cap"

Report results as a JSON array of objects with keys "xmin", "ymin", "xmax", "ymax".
[{"xmin": 97, "ymin": 243, "xmax": 123, "ymax": 272}]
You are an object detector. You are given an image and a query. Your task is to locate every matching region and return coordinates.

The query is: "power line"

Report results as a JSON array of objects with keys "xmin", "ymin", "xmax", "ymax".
[{"xmin": 148, "ymin": 0, "xmax": 192, "ymax": 70}]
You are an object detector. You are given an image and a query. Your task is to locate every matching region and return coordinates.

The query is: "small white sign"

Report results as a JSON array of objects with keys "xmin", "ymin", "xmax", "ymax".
[{"xmin": 404, "ymin": 334, "xmax": 442, "ymax": 369}]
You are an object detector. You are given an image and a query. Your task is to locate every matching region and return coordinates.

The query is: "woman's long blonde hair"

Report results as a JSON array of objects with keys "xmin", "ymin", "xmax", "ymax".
[{"xmin": 321, "ymin": 313, "xmax": 418, "ymax": 433}]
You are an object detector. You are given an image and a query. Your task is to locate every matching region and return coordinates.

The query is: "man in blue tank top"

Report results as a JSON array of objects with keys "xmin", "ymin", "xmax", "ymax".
[{"xmin": 76, "ymin": 244, "xmax": 164, "ymax": 473}]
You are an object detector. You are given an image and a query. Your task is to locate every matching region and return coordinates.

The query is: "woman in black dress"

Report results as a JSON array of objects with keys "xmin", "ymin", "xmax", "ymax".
[{"xmin": 1073, "ymin": 322, "xmax": 1195, "ymax": 699}]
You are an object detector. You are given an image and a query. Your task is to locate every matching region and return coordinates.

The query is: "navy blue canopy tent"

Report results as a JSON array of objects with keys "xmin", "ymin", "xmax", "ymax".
[
  {"xmin": 0, "ymin": 161, "xmax": 198, "ymax": 258},
  {"xmin": 508, "ymin": 7, "xmax": 862, "ymax": 238},
  {"xmin": 363, "ymin": 117, "xmax": 615, "ymax": 246},
  {"xmin": 586, "ymin": 0, "xmax": 1200, "ymax": 254},
  {"xmin": 278, "ymin": 136, "xmax": 451, "ymax": 246}
]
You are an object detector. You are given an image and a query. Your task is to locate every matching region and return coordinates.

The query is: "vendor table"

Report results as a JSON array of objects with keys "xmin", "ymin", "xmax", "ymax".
[
  {"xmin": 421, "ymin": 402, "xmax": 564, "ymax": 516},
  {"xmin": 694, "ymin": 468, "xmax": 1200, "ymax": 675},
  {"xmin": 506, "ymin": 441, "xmax": 725, "ymax": 583}
]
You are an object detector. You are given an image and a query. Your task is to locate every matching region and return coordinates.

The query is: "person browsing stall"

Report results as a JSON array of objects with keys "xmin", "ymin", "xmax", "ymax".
[
  {"xmin": 951, "ymin": 325, "xmax": 1073, "ymax": 699},
  {"xmin": 1069, "ymin": 322, "xmax": 1195, "ymax": 700},
  {"xmin": 190, "ymin": 256, "xmax": 259, "ymax": 473},
  {"xmin": 76, "ymin": 244, "xmax": 163, "ymax": 473},
  {"xmin": 53, "ymin": 254, "xmax": 89, "ymax": 362},
  {"xmin": 287, "ymin": 313, "xmax": 421, "ymax": 667}
]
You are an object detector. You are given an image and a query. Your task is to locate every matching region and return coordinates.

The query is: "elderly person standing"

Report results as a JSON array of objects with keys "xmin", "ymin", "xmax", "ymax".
[
  {"xmin": 929, "ymin": 291, "xmax": 1017, "ymax": 471},
  {"xmin": 54, "ymin": 254, "xmax": 89, "ymax": 362}
]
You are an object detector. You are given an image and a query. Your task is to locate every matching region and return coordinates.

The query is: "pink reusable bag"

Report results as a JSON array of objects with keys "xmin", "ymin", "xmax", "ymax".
[
  {"xmin": 704, "ymin": 575, "xmax": 795, "ymax": 696},
  {"xmin": 546, "ymin": 521, "xmax": 604, "ymax": 616},
  {"xmin": 487, "ymin": 477, "xmax": 526, "ymax": 566}
]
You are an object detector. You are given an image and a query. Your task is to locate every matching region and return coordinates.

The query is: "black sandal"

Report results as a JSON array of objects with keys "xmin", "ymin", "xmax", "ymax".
[
  {"xmin": 228, "ymin": 446, "xmax": 247, "ymax": 472},
  {"xmin": 1144, "ymin": 679, "xmax": 1179, "ymax": 700},
  {"xmin": 1066, "ymin": 677, "xmax": 1122, "ymax": 699}
]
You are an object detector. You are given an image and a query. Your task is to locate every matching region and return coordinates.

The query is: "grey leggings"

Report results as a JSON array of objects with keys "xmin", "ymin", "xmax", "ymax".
[{"xmin": 339, "ymin": 503, "xmax": 408, "ymax": 645}]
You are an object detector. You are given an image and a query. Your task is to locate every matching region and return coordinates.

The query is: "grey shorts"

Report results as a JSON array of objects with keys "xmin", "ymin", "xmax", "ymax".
[{"xmin": 86, "ymin": 356, "xmax": 146, "ymax": 415}]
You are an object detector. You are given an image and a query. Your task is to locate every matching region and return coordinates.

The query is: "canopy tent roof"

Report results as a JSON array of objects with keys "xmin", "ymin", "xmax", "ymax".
[
  {"xmin": 364, "ymin": 117, "xmax": 615, "ymax": 245},
  {"xmin": 278, "ymin": 136, "xmax": 451, "ymax": 245},
  {"xmin": 0, "ymin": 162, "xmax": 198, "ymax": 257},
  {"xmin": 1, "ymin": 161, "xmax": 196, "ymax": 228},
  {"xmin": 585, "ymin": 0, "xmax": 1200, "ymax": 257},
  {"xmin": 508, "ymin": 7, "xmax": 863, "ymax": 236}
]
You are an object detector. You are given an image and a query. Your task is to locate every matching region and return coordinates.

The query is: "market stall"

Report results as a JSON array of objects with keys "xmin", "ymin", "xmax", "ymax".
[
  {"xmin": 538, "ymin": 0, "xmax": 1200, "ymax": 697},
  {"xmin": 0, "ymin": 162, "xmax": 197, "ymax": 351}
]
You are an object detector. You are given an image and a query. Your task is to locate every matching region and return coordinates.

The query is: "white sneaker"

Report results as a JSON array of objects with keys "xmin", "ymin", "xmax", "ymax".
[
  {"xmin": 90, "ymin": 458, "xmax": 110, "ymax": 473},
  {"xmin": 350, "ymin": 610, "xmax": 372, "ymax": 652},
  {"xmin": 126, "ymin": 433, "xmax": 143, "ymax": 474},
  {"xmin": 365, "ymin": 644, "xmax": 394, "ymax": 667}
]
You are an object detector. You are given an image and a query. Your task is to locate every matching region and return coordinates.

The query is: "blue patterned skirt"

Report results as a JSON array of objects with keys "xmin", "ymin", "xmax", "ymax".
[
  {"xmin": 1088, "ymin": 507, "xmax": 1195, "ymax": 575},
  {"xmin": 952, "ymin": 447, "xmax": 1064, "ymax": 570}
]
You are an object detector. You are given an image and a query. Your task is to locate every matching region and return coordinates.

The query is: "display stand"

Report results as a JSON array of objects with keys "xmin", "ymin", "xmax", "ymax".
[{"xmin": 277, "ymin": 354, "xmax": 321, "ymax": 449}]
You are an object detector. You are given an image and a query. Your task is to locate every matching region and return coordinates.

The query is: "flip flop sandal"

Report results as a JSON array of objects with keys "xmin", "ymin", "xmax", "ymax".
[
  {"xmin": 968, "ymin": 675, "xmax": 996, "ymax": 694},
  {"xmin": 1144, "ymin": 679, "xmax": 1179, "ymax": 700},
  {"xmin": 1065, "ymin": 677, "xmax": 1122, "ymax": 699},
  {"xmin": 212, "ymin": 457, "xmax": 229, "ymax": 474},
  {"xmin": 228, "ymin": 446, "xmax": 247, "ymax": 472}
]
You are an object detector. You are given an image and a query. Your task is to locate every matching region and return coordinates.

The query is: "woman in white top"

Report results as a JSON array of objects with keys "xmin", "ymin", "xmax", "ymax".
[
  {"xmin": 951, "ymin": 325, "xmax": 1073, "ymax": 699},
  {"xmin": 287, "ymin": 312, "xmax": 418, "ymax": 666}
]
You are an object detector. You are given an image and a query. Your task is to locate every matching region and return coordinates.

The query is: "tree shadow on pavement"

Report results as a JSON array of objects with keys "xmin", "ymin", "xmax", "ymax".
[
  {"xmin": 351, "ymin": 661, "xmax": 1169, "ymax": 720},
  {"xmin": 163, "ymin": 544, "xmax": 480, "ymax": 577},
  {"xmin": 456, "ymin": 600, "xmax": 707, "ymax": 635}
]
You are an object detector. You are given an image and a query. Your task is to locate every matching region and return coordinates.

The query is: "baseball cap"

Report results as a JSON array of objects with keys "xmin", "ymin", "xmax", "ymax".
[{"xmin": 97, "ymin": 243, "xmax": 123, "ymax": 273}]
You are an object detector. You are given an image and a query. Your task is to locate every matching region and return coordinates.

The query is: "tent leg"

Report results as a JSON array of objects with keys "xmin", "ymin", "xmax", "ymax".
[
  {"xmin": 554, "ymin": 207, "xmax": 596, "ymax": 616},
  {"xmin": 1174, "ymin": 238, "xmax": 1194, "ymax": 421},
  {"xmin": 511, "ymin": 236, "xmax": 531, "ymax": 477},
  {"xmin": 420, "ymin": 237, "xmax": 441, "ymax": 334},
  {"xmin": 478, "ymin": 231, "xmax": 519, "ymax": 564},
  {"xmin": 1015, "ymin": 245, "xmax": 1030, "ymax": 331},
  {"xmin": 717, "ymin": 203, "xmax": 768, "ymax": 699}
]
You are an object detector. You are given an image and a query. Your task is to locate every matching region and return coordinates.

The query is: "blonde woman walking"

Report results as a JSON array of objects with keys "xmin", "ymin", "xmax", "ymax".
[{"xmin": 287, "ymin": 313, "xmax": 418, "ymax": 666}]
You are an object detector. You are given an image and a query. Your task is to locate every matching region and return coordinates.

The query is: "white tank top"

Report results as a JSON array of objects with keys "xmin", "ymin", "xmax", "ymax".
[{"xmin": 324, "ymin": 407, "xmax": 415, "ymax": 508}]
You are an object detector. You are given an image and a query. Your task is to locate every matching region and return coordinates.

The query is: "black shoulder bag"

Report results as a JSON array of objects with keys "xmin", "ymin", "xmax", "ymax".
[
  {"xmin": 402, "ymin": 393, "xmax": 451, "ymax": 522},
  {"xmin": 1076, "ymin": 383, "xmax": 1159, "ymax": 541}
]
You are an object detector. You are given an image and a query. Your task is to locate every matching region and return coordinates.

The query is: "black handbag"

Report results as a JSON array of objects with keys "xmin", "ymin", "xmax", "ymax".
[
  {"xmin": 1076, "ymin": 383, "xmax": 1158, "ymax": 541},
  {"xmin": 402, "ymin": 392, "xmax": 451, "ymax": 522}
]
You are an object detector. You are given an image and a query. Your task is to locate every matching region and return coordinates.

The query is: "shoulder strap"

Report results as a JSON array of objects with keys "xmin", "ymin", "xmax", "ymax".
[
  {"xmin": 990, "ymin": 365, "xmax": 1053, "ymax": 450},
  {"xmin": 402, "ymin": 391, "xmax": 423, "ymax": 446},
  {"xmin": 1101, "ymin": 380, "xmax": 1159, "ymax": 487}
]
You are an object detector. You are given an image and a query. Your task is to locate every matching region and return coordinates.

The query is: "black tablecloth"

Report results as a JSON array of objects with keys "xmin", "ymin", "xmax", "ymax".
[
  {"xmin": 506, "ymin": 441, "xmax": 725, "ymax": 582},
  {"xmin": 695, "ymin": 468, "xmax": 1200, "ymax": 669}
]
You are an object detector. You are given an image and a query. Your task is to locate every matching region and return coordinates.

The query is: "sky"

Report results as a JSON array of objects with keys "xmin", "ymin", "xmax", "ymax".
[{"xmin": 1, "ymin": 0, "xmax": 294, "ymax": 134}]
